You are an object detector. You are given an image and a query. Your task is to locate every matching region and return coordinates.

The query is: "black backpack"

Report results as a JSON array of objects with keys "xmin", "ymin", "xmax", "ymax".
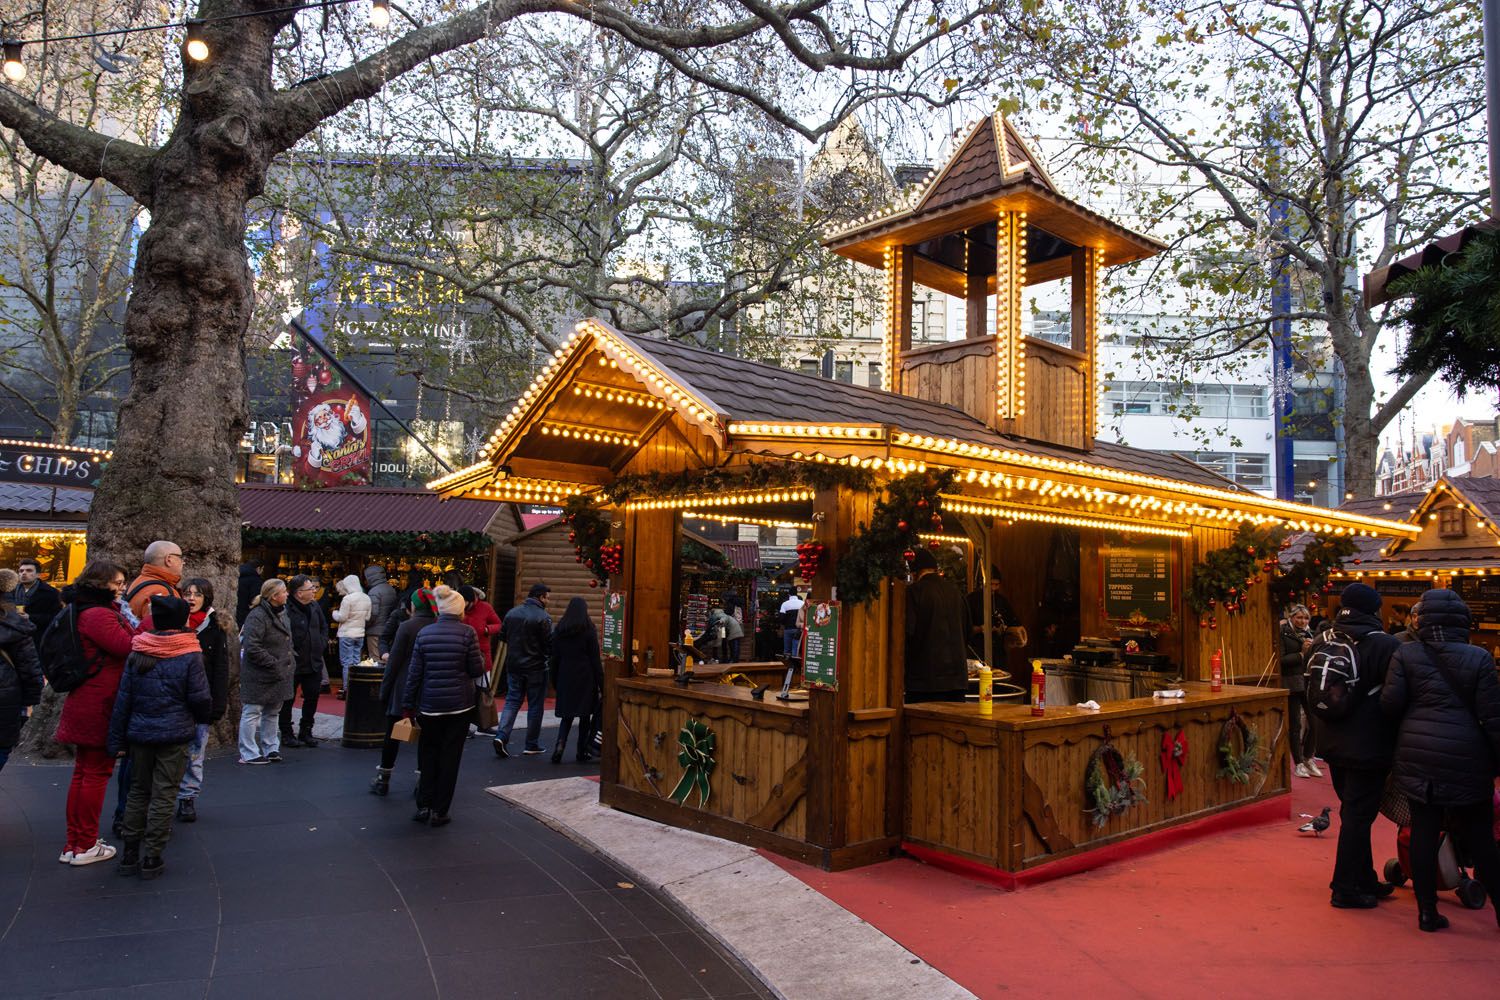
[
  {"xmin": 1303, "ymin": 628, "xmax": 1363, "ymax": 723},
  {"xmin": 37, "ymin": 605, "xmax": 102, "ymax": 693}
]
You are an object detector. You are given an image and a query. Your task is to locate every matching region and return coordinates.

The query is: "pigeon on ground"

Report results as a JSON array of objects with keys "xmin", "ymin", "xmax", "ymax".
[{"xmin": 1298, "ymin": 806, "xmax": 1332, "ymax": 836}]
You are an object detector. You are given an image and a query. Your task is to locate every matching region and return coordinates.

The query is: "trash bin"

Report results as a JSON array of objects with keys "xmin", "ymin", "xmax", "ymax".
[{"xmin": 341, "ymin": 660, "xmax": 386, "ymax": 749}]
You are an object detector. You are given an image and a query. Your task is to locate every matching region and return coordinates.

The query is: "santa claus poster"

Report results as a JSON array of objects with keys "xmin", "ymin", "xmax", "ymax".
[{"xmin": 292, "ymin": 391, "xmax": 373, "ymax": 487}]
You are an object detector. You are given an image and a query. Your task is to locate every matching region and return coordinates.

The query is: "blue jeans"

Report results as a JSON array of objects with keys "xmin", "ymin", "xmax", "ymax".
[
  {"xmin": 496, "ymin": 669, "xmax": 547, "ymax": 750},
  {"xmin": 338, "ymin": 636, "xmax": 363, "ymax": 690},
  {"xmin": 177, "ymin": 724, "xmax": 210, "ymax": 801},
  {"xmin": 783, "ymin": 627, "xmax": 801, "ymax": 658}
]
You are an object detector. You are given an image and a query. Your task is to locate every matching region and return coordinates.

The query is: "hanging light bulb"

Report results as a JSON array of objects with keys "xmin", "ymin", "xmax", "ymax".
[
  {"xmin": 184, "ymin": 20, "xmax": 209, "ymax": 62},
  {"xmin": 370, "ymin": 1, "xmax": 391, "ymax": 28},
  {"xmin": 2, "ymin": 41, "xmax": 24, "ymax": 83}
]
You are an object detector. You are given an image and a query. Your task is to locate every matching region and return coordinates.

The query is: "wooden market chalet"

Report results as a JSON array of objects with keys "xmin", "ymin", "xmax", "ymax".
[{"xmin": 432, "ymin": 111, "xmax": 1417, "ymax": 877}]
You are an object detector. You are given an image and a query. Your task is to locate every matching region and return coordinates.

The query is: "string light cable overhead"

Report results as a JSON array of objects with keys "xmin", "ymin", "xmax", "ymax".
[{"xmin": 0, "ymin": 1, "xmax": 397, "ymax": 79}]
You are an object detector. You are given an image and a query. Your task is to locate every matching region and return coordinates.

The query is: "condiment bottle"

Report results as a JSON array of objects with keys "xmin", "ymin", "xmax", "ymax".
[
  {"xmin": 979, "ymin": 665, "xmax": 993, "ymax": 715},
  {"xmin": 1030, "ymin": 659, "xmax": 1045, "ymax": 716},
  {"xmin": 1210, "ymin": 649, "xmax": 1223, "ymax": 692}
]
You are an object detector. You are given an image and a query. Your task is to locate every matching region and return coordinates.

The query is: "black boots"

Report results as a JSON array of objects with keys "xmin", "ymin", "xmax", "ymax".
[
  {"xmin": 281, "ymin": 732, "xmax": 302, "ymax": 749},
  {"xmin": 369, "ymin": 768, "xmax": 391, "ymax": 796},
  {"xmin": 176, "ymin": 799, "xmax": 197, "ymax": 824},
  {"xmin": 1418, "ymin": 906, "xmax": 1450, "ymax": 932},
  {"xmin": 118, "ymin": 842, "xmax": 140, "ymax": 877},
  {"xmin": 140, "ymin": 856, "xmax": 163, "ymax": 880}
]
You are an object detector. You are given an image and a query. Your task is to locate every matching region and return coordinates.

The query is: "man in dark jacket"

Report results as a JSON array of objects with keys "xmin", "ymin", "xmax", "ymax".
[
  {"xmin": 905, "ymin": 549, "xmax": 971, "ymax": 702},
  {"xmin": 494, "ymin": 583, "xmax": 553, "ymax": 757},
  {"xmin": 108, "ymin": 595, "xmax": 211, "ymax": 879},
  {"xmin": 1313, "ymin": 584, "xmax": 1402, "ymax": 909},
  {"xmin": 281, "ymin": 575, "xmax": 328, "ymax": 748},
  {"xmin": 363, "ymin": 564, "xmax": 398, "ymax": 659},
  {"xmin": 402, "ymin": 586, "xmax": 484, "ymax": 824},
  {"xmin": 13, "ymin": 558, "xmax": 62, "ymax": 652},
  {"xmin": 236, "ymin": 560, "xmax": 263, "ymax": 625},
  {"xmin": 1381, "ymin": 588, "xmax": 1500, "ymax": 931}
]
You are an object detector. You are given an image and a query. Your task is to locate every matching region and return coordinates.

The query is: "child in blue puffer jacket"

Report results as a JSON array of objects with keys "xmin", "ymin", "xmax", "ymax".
[{"xmin": 108, "ymin": 595, "xmax": 211, "ymax": 879}]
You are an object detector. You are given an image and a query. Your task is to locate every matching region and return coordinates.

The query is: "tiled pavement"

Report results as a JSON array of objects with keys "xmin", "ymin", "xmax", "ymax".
[{"xmin": 0, "ymin": 727, "xmax": 774, "ymax": 1000}]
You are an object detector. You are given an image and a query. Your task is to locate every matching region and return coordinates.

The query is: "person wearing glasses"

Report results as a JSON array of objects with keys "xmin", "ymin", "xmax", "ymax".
[{"xmin": 125, "ymin": 541, "xmax": 184, "ymax": 621}]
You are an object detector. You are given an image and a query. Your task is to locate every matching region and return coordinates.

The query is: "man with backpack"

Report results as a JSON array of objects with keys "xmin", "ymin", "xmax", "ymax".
[
  {"xmin": 126, "ymin": 542, "xmax": 185, "ymax": 621},
  {"xmin": 1306, "ymin": 582, "xmax": 1402, "ymax": 909}
]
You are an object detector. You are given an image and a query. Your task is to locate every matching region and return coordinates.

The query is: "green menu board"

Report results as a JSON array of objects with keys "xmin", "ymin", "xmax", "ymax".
[
  {"xmin": 1102, "ymin": 539, "xmax": 1174, "ymax": 623},
  {"xmin": 601, "ymin": 590, "xmax": 626, "ymax": 659},
  {"xmin": 803, "ymin": 600, "xmax": 840, "ymax": 689}
]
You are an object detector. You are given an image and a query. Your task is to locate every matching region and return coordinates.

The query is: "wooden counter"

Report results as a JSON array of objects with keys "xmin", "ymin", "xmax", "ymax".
[
  {"xmin": 602, "ymin": 677, "xmax": 815, "ymax": 862},
  {"xmin": 903, "ymin": 683, "xmax": 1289, "ymax": 872}
]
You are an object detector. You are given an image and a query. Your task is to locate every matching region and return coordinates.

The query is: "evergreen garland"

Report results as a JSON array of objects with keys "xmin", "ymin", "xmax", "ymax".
[
  {"xmin": 1389, "ymin": 228, "xmax": 1500, "ymax": 397},
  {"xmin": 1186, "ymin": 524, "xmax": 1356, "ymax": 626},
  {"xmin": 835, "ymin": 470, "xmax": 956, "ymax": 605},
  {"xmin": 1271, "ymin": 533, "xmax": 1357, "ymax": 608},
  {"xmin": 241, "ymin": 527, "xmax": 493, "ymax": 555}
]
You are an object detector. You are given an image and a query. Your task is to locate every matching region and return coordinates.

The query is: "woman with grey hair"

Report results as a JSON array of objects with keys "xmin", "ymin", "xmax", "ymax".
[{"xmin": 1279, "ymin": 603, "xmax": 1319, "ymax": 777}]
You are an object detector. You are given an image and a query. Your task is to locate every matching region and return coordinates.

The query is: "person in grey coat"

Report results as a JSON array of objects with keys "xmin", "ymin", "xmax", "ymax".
[
  {"xmin": 238, "ymin": 579, "xmax": 294, "ymax": 765},
  {"xmin": 363, "ymin": 564, "xmax": 399, "ymax": 659},
  {"xmin": 1381, "ymin": 588, "xmax": 1500, "ymax": 933}
]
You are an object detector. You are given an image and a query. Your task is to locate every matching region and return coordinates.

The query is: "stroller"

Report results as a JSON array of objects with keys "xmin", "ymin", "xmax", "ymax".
[{"xmin": 1381, "ymin": 783, "xmax": 1500, "ymax": 910}]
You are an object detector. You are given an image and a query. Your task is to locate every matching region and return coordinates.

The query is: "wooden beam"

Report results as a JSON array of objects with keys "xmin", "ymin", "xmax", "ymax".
[{"xmin": 504, "ymin": 457, "xmax": 612, "ymax": 486}]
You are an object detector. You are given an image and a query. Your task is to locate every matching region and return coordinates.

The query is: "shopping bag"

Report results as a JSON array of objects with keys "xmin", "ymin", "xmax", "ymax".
[
  {"xmin": 474, "ymin": 684, "xmax": 500, "ymax": 730},
  {"xmin": 391, "ymin": 717, "xmax": 421, "ymax": 743}
]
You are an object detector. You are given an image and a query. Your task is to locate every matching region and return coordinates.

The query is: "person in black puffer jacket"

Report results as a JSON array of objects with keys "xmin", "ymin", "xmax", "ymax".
[
  {"xmin": 1312, "ymin": 584, "xmax": 1402, "ymax": 909},
  {"xmin": 0, "ymin": 570, "xmax": 43, "ymax": 774},
  {"xmin": 108, "ymin": 596, "xmax": 211, "ymax": 879},
  {"xmin": 369, "ymin": 589, "xmax": 436, "ymax": 797},
  {"xmin": 282, "ymin": 575, "xmax": 328, "ymax": 749},
  {"xmin": 1381, "ymin": 587, "xmax": 1500, "ymax": 933},
  {"xmin": 401, "ymin": 586, "xmax": 483, "ymax": 825}
]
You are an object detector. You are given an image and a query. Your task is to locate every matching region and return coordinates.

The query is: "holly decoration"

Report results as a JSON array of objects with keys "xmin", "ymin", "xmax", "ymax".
[
  {"xmin": 835, "ymin": 470, "xmax": 956, "ymax": 604},
  {"xmin": 795, "ymin": 540, "xmax": 827, "ymax": 582},
  {"xmin": 562, "ymin": 495, "xmax": 615, "ymax": 584},
  {"xmin": 1187, "ymin": 524, "xmax": 1286, "ymax": 617},
  {"xmin": 1270, "ymin": 532, "xmax": 1357, "ymax": 608}
]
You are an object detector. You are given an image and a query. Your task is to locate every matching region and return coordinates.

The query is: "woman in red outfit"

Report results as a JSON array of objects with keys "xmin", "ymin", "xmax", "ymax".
[
  {"xmin": 55, "ymin": 560, "xmax": 136, "ymax": 866},
  {"xmin": 459, "ymin": 586, "xmax": 503, "ymax": 671}
]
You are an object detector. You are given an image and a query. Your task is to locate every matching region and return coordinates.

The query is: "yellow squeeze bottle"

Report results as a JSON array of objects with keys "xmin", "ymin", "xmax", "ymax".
[{"xmin": 979, "ymin": 665, "xmax": 993, "ymax": 715}]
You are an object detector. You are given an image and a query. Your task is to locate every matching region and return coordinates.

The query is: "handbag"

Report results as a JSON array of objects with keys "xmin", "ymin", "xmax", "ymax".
[
  {"xmin": 473, "ymin": 642, "xmax": 506, "ymax": 730},
  {"xmin": 391, "ymin": 716, "xmax": 421, "ymax": 742}
]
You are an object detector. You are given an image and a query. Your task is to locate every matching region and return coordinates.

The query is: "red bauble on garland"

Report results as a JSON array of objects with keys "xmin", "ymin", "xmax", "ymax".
[{"xmin": 795, "ymin": 540, "xmax": 827, "ymax": 582}]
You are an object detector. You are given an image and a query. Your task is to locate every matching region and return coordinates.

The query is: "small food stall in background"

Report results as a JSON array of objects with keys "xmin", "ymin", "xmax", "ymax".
[
  {"xmin": 0, "ymin": 441, "xmax": 107, "ymax": 583},
  {"xmin": 239, "ymin": 484, "xmax": 506, "ymax": 596},
  {"xmin": 1319, "ymin": 476, "xmax": 1500, "ymax": 655}
]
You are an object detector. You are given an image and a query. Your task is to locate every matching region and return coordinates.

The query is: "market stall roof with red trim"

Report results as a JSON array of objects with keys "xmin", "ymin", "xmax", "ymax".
[
  {"xmin": 1297, "ymin": 477, "xmax": 1500, "ymax": 579},
  {"xmin": 430, "ymin": 319, "xmax": 1418, "ymax": 541},
  {"xmin": 240, "ymin": 484, "xmax": 502, "ymax": 534}
]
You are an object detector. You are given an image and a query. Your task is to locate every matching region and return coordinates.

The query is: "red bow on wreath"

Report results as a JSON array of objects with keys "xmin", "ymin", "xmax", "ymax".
[{"xmin": 1160, "ymin": 728, "xmax": 1188, "ymax": 801}]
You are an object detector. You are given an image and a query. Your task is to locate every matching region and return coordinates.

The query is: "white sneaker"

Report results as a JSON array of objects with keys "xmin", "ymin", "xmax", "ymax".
[
  {"xmin": 1306, "ymin": 761, "xmax": 1325, "ymax": 778},
  {"xmin": 57, "ymin": 849, "xmax": 74, "ymax": 864},
  {"xmin": 1294, "ymin": 763, "xmax": 1312, "ymax": 779},
  {"xmin": 70, "ymin": 840, "xmax": 116, "ymax": 866}
]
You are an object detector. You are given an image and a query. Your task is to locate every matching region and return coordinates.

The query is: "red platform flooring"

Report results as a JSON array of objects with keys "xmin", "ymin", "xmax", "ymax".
[{"xmin": 765, "ymin": 769, "xmax": 1500, "ymax": 998}]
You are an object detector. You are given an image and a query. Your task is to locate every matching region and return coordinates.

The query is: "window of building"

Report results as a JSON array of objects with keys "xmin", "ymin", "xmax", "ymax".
[
  {"xmin": 911, "ymin": 300, "xmax": 927, "ymax": 341},
  {"xmin": 1105, "ymin": 381, "xmax": 1266, "ymax": 420},
  {"xmin": 1439, "ymin": 505, "xmax": 1467, "ymax": 538},
  {"xmin": 798, "ymin": 359, "xmax": 820, "ymax": 378},
  {"xmin": 834, "ymin": 360, "xmax": 854, "ymax": 383},
  {"xmin": 868, "ymin": 362, "xmax": 883, "ymax": 388},
  {"xmin": 1173, "ymin": 451, "xmax": 1271, "ymax": 491}
]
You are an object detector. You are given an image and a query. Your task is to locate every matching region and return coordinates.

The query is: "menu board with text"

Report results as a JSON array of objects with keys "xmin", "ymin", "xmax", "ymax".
[
  {"xmin": 601, "ymin": 590, "xmax": 626, "ymax": 658},
  {"xmin": 1102, "ymin": 540, "xmax": 1174, "ymax": 623},
  {"xmin": 1455, "ymin": 577, "xmax": 1500, "ymax": 629},
  {"xmin": 803, "ymin": 601, "xmax": 840, "ymax": 690}
]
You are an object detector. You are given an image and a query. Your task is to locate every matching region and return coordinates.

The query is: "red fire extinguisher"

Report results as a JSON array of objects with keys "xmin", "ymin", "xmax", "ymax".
[
  {"xmin": 1210, "ymin": 649, "xmax": 1223, "ymax": 692},
  {"xmin": 1030, "ymin": 659, "xmax": 1046, "ymax": 716}
]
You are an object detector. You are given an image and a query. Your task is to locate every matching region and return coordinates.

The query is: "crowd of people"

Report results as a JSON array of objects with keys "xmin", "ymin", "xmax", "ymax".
[
  {"xmin": 0, "ymin": 544, "xmax": 606, "ymax": 875},
  {"xmin": 1288, "ymin": 583, "xmax": 1500, "ymax": 933}
]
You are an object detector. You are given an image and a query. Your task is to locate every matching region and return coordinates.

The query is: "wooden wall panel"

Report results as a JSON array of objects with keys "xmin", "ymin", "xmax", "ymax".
[
  {"xmin": 512, "ymin": 521, "xmax": 602, "ymax": 620},
  {"xmin": 1012, "ymin": 339, "xmax": 1088, "ymax": 449}
]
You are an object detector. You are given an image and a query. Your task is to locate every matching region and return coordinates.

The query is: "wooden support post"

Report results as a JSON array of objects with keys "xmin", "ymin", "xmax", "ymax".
[
  {"xmin": 965, "ymin": 225, "xmax": 989, "ymax": 341},
  {"xmin": 604, "ymin": 508, "xmax": 678, "ymax": 786},
  {"xmin": 994, "ymin": 210, "xmax": 1026, "ymax": 432},
  {"xmin": 1071, "ymin": 246, "xmax": 1101, "ymax": 450},
  {"xmin": 883, "ymin": 245, "xmax": 914, "ymax": 393}
]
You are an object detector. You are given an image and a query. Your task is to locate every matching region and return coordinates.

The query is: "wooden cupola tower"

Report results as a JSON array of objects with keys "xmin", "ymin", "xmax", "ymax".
[{"xmin": 824, "ymin": 112, "xmax": 1164, "ymax": 451}]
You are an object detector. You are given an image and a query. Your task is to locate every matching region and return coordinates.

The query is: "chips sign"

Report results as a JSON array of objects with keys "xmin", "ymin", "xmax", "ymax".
[
  {"xmin": 291, "ymin": 390, "xmax": 372, "ymax": 487},
  {"xmin": 803, "ymin": 600, "xmax": 840, "ymax": 690},
  {"xmin": 602, "ymin": 590, "xmax": 626, "ymax": 659},
  {"xmin": 0, "ymin": 444, "xmax": 106, "ymax": 487}
]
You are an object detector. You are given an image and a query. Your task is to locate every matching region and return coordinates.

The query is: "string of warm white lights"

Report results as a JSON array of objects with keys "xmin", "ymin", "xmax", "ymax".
[
  {"xmin": 941, "ymin": 495, "xmax": 1193, "ymax": 539},
  {"xmin": 622, "ymin": 488, "xmax": 815, "ymax": 512},
  {"xmin": 2, "ymin": 2, "xmax": 393, "ymax": 82},
  {"xmin": 682, "ymin": 511, "xmax": 815, "ymax": 531}
]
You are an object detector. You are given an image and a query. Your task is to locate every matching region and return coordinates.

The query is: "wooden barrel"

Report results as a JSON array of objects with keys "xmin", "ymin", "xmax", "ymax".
[{"xmin": 341, "ymin": 661, "xmax": 386, "ymax": 749}]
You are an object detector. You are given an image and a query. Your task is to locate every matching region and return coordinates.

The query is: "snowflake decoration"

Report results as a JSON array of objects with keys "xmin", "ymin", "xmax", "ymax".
[
  {"xmin": 440, "ymin": 318, "xmax": 476, "ymax": 365},
  {"xmin": 1268, "ymin": 365, "xmax": 1295, "ymax": 408}
]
